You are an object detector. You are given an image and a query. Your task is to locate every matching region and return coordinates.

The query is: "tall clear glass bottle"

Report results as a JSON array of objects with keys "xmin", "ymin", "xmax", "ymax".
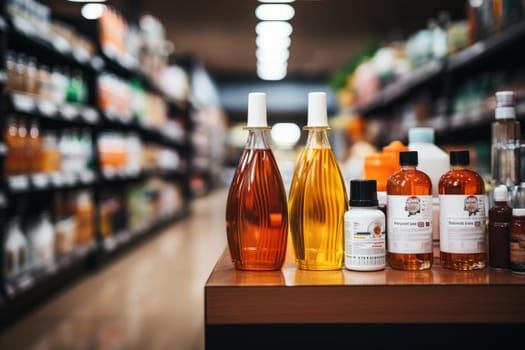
[
  {"xmin": 491, "ymin": 91, "xmax": 520, "ymax": 189},
  {"xmin": 439, "ymin": 150, "xmax": 487, "ymax": 270},
  {"xmin": 387, "ymin": 151, "xmax": 433, "ymax": 270},
  {"xmin": 289, "ymin": 92, "xmax": 348, "ymax": 270},
  {"xmin": 225, "ymin": 92, "xmax": 288, "ymax": 271}
]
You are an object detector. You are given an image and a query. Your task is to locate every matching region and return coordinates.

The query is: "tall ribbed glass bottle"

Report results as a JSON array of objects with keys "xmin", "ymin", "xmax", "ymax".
[
  {"xmin": 289, "ymin": 92, "xmax": 348, "ymax": 270},
  {"xmin": 226, "ymin": 92, "xmax": 288, "ymax": 271}
]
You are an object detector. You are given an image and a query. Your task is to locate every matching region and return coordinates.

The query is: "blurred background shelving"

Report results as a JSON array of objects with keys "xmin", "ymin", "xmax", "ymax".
[{"xmin": 0, "ymin": 0, "xmax": 227, "ymax": 327}]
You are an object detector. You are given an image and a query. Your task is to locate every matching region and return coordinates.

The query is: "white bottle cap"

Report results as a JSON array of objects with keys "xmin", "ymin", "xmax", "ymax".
[
  {"xmin": 493, "ymin": 184, "xmax": 509, "ymax": 202},
  {"xmin": 408, "ymin": 127, "xmax": 434, "ymax": 144},
  {"xmin": 247, "ymin": 92, "xmax": 268, "ymax": 127},
  {"xmin": 307, "ymin": 92, "xmax": 328, "ymax": 127},
  {"xmin": 495, "ymin": 91, "xmax": 516, "ymax": 120}
]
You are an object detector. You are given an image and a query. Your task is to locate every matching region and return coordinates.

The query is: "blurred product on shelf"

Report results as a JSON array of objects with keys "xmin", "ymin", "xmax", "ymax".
[
  {"xmin": 97, "ymin": 73, "xmax": 167, "ymax": 129},
  {"xmin": 6, "ymin": 0, "xmax": 95, "ymax": 60},
  {"xmin": 5, "ymin": 50, "xmax": 88, "ymax": 105},
  {"xmin": 97, "ymin": 132, "xmax": 183, "ymax": 175},
  {"xmin": 99, "ymin": 178, "xmax": 184, "ymax": 240},
  {"xmin": 98, "ymin": 8, "xmax": 172, "ymax": 84},
  {"xmin": 4, "ymin": 116, "xmax": 94, "ymax": 177},
  {"xmin": 364, "ymin": 140, "xmax": 408, "ymax": 192},
  {"xmin": 3, "ymin": 217, "xmax": 29, "ymax": 280},
  {"xmin": 467, "ymin": 0, "xmax": 524, "ymax": 43},
  {"xmin": 27, "ymin": 212, "xmax": 55, "ymax": 272},
  {"xmin": 491, "ymin": 91, "xmax": 521, "ymax": 193},
  {"xmin": 332, "ymin": 3, "xmax": 525, "ymax": 112}
]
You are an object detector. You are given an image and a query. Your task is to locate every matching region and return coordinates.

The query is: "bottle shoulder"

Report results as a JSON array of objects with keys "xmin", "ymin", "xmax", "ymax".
[
  {"xmin": 387, "ymin": 169, "xmax": 432, "ymax": 189},
  {"xmin": 345, "ymin": 207, "xmax": 384, "ymax": 220},
  {"xmin": 439, "ymin": 169, "xmax": 485, "ymax": 185}
]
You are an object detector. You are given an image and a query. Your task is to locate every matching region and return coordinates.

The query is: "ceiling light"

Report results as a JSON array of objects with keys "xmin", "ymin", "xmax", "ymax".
[
  {"xmin": 255, "ymin": 4, "xmax": 295, "ymax": 21},
  {"xmin": 255, "ymin": 21, "xmax": 293, "ymax": 37},
  {"xmin": 257, "ymin": 68, "xmax": 287, "ymax": 81},
  {"xmin": 256, "ymin": 48, "xmax": 289, "ymax": 63},
  {"xmin": 257, "ymin": 61, "xmax": 287, "ymax": 80},
  {"xmin": 256, "ymin": 35, "xmax": 291, "ymax": 50},
  {"xmin": 81, "ymin": 3, "xmax": 106, "ymax": 19},
  {"xmin": 271, "ymin": 123, "xmax": 301, "ymax": 148}
]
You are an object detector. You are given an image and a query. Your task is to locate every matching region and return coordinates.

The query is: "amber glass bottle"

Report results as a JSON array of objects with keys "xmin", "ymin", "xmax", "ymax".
[
  {"xmin": 289, "ymin": 92, "xmax": 348, "ymax": 270},
  {"xmin": 226, "ymin": 93, "xmax": 288, "ymax": 271},
  {"xmin": 387, "ymin": 151, "xmax": 433, "ymax": 270},
  {"xmin": 439, "ymin": 150, "xmax": 487, "ymax": 270}
]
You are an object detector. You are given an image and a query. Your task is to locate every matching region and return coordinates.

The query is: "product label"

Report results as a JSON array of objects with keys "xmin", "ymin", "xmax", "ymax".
[
  {"xmin": 344, "ymin": 213, "xmax": 385, "ymax": 269},
  {"xmin": 387, "ymin": 195, "xmax": 433, "ymax": 253},
  {"xmin": 510, "ymin": 233, "xmax": 525, "ymax": 264},
  {"xmin": 439, "ymin": 195, "xmax": 487, "ymax": 253}
]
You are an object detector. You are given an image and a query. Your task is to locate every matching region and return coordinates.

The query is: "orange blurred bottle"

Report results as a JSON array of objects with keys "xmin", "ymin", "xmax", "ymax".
[
  {"xmin": 383, "ymin": 140, "xmax": 408, "ymax": 175},
  {"xmin": 439, "ymin": 150, "xmax": 487, "ymax": 270},
  {"xmin": 364, "ymin": 140, "xmax": 408, "ymax": 192},
  {"xmin": 226, "ymin": 93, "xmax": 288, "ymax": 271},
  {"xmin": 28, "ymin": 119, "xmax": 42, "ymax": 174},
  {"xmin": 387, "ymin": 151, "xmax": 433, "ymax": 270},
  {"xmin": 5, "ymin": 117, "xmax": 19, "ymax": 175}
]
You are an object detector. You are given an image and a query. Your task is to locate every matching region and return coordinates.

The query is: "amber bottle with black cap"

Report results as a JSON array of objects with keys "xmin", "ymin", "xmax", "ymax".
[{"xmin": 439, "ymin": 150, "xmax": 487, "ymax": 270}]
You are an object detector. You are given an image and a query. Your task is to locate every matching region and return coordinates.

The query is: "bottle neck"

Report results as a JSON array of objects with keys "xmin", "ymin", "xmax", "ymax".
[
  {"xmin": 245, "ymin": 128, "xmax": 271, "ymax": 150},
  {"xmin": 305, "ymin": 127, "xmax": 331, "ymax": 149},
  {"xmin": 400, "ymin": 165, "xmax": 417, "ymax": 171},
  {"xmin": 451, "ymin": 164, "xmax": 466, "ymax": 171}
]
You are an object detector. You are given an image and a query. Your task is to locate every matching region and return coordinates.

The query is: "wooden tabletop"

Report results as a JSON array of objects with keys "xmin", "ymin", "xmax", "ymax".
[{"xmin": 205, "ymin": 246, "xmax": 525, "ymax": 325}]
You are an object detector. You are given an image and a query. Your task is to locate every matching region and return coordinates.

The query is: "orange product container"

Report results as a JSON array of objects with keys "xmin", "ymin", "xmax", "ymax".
[
  {"xmin": 383, "ymin": 140, "xmax": 408, "ymax": 176},
  {"xmin": 364, "ymin": 152, "xmax": 389, "ymax": 192}
]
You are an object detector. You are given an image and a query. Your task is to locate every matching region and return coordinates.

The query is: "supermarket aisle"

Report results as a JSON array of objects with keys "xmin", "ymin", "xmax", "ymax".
[{"xmin": 0, "ymin": 189, "xmax": 228, "ymax": 350}]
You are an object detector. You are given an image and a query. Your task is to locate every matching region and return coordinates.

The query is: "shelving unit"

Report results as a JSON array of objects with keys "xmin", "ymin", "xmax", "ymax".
[
  {"xmin": 0, "ymin": 3, "xmax": 198, "ymax": 328},
  {"xmin": 350, "ymin": 20, "xmax": 525, "ymax": 145}
]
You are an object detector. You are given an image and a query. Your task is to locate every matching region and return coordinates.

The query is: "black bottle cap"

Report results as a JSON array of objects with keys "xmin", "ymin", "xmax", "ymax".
[
  {"xmin": 350, "ymin": 180, "xmax": 378, "ymax": 207},
  {"xmin": 450, "ymin": 150, "xmax": 470, "ymax": 166},
  {"xmin": 399, "ymin": 151, "xmax": 418, "ymax": 166}
]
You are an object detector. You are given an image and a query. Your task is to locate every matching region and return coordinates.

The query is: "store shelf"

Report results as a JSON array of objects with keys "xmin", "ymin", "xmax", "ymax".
[
  {"xmin": 447, "ymin": 20, "xmax": 525, "ymax": 72},
  {"xmin": 7, "ymin": 17, "xmax": 104, "ymax": 72},
  {"xmin": 352, "ymin": 21, "xmax": 525, "ymax": 116},
  {"xmin": 6, "ymin": 171, "xmax": 97, "ymax": 194},
  {"xmin": 2, "ymin": 241, "xmax": 97, "ymax": 300},
  {"xmin": 100, "ymin": 112, "xmax": 188, "ymax": 149},
  {"xmin": 8, "ymin": 92, "xmax": 100, "ymax": 126},
  {"xmin": 100, "ymin": 168, "xmax": 186, "ymax": 183},
  {"xmin": 354, "ymin": 60, "xmax": 444, "ymax": 115},
  {"xmin": 99, "ymin": 207, "xmax": 189, "ymax": 256}
]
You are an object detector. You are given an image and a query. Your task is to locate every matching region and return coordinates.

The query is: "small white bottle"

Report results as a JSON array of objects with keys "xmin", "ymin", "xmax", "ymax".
[
  {"xmin": 3, "ymin": 217, "xmax": 29, "ymax": 279},
  {"xmin": 344, "ymin": 179, "xmax": 386, "ymax": 271}
]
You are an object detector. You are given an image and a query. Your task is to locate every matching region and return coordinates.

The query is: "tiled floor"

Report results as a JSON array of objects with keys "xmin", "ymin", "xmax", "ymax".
[{"xmin": 0, "ymin": 190, "xmax": 228, "ymax": 350}]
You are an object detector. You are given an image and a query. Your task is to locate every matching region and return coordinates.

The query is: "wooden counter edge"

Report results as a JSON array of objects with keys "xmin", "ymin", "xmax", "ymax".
[{"xmin": 206, "ymin": 249, "xmax": 525, "ymax": 325}]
